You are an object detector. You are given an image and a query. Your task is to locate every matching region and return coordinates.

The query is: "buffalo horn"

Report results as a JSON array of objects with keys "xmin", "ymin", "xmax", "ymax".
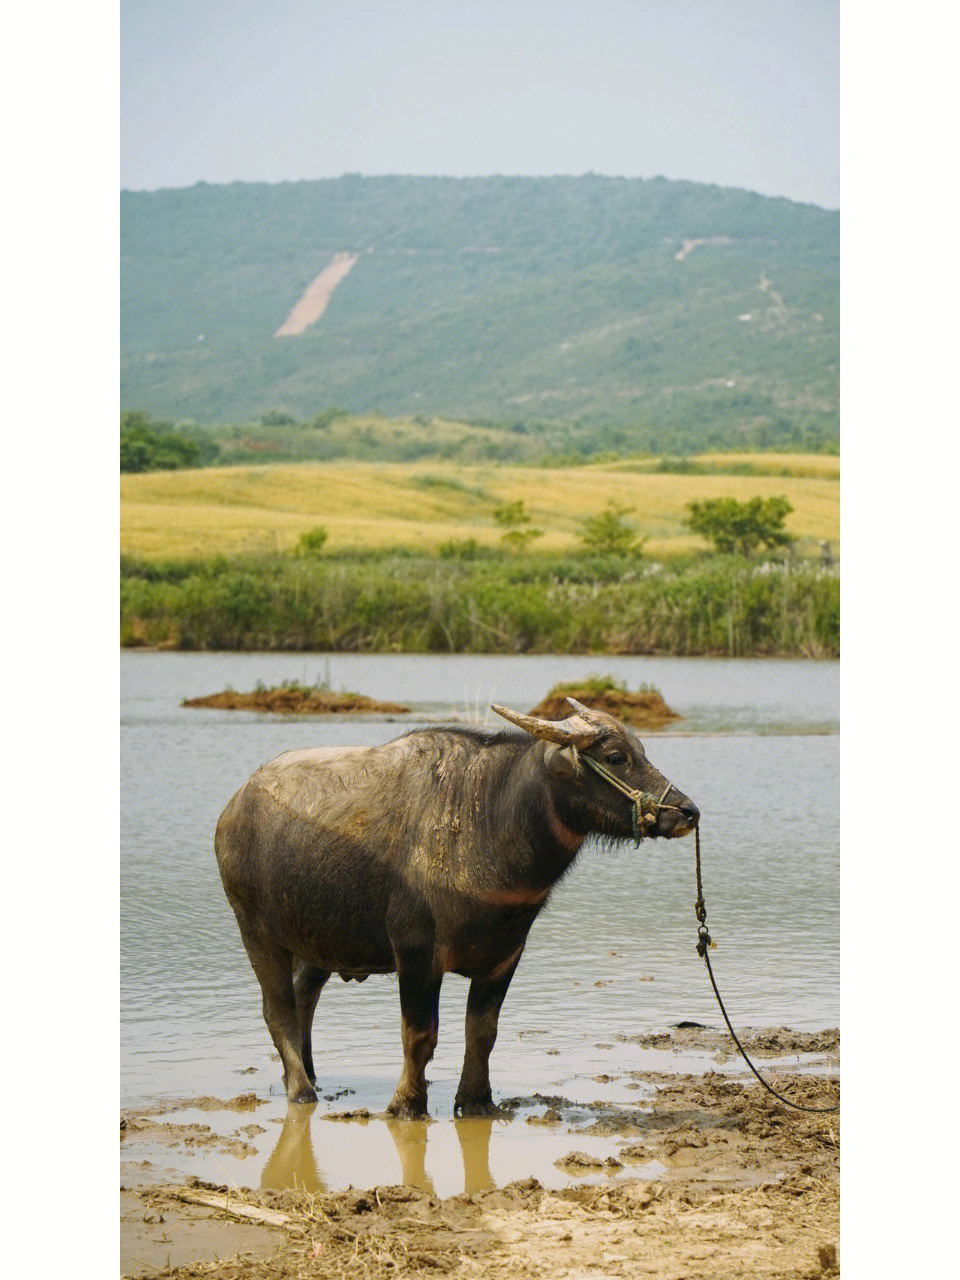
[
  {"xmin": 565, "ymin": 696, "xmax": 614, "ymax": 726},
  {"xmin": 490, "ymin": 703, "xmax": 601, "ymax": 746}
]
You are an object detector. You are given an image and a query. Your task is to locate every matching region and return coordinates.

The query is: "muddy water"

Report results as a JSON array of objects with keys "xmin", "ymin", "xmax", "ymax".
[{"xmin": 121, "ymin": 653, "xmax": 838, "ymax": 1194}]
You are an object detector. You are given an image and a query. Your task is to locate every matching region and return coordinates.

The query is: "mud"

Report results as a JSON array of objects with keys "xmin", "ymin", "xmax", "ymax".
[
  {"xmin": 615, "ymin": 1024, "xmax": 840, "ymax": 1063},
  {"xmin": 131, "ymin": 1094, "xmax": 267, "ymax": 1118},
  {"xmin": 181, "ymin": 689, "xmax": 410, "ymax": 715},
  {"xmin": 121, "ymin": 1068, "xmax": 839, "ymax": 1278}
]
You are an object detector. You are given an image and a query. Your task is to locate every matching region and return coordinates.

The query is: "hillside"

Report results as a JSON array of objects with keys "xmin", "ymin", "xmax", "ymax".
[
  {"xmin": 120, "ymin": 453, "xmax": 839, "ymax": 561},
  {"xmin": 121, "ymin": 175, "xmax": 838, "ymax": 455}
]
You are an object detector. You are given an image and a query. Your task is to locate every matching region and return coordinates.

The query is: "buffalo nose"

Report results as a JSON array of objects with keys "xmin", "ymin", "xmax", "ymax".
[{"xmin": 680, "ymin": 801, "xmax": 700, "ymax": 826}]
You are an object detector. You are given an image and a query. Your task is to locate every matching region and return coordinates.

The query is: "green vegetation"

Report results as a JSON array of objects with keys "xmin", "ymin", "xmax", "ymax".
[
  {"xmin": 577, "ymin": 502, "xmax": 644, "ymax": 556},
  {"xmin": 122, "ymin": 175, "xmax": 838, "ymax": 454},
  {"xmin": 120, "ymin": 411, "xmax": 220, "ymax": 472},
  {"xmin": 544, "ymin": 675, "xmax": 662, "ymax": 698},
  {"xmin": 685, "ymin": 495, "xmax": 794, "ymax": 556},
  {"xmin": 296, "ymin": 527, "xmax": 329, "ymax": 556},
  {"xmin": 120, "ymin": 548, "xmax": 838, "ymax": 657},
  {"xmin": 493, "ymin": 500, "xmax": 543, "ymax": 552}
]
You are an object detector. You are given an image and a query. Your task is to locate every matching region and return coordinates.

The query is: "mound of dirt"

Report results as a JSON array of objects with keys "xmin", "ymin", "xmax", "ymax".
[
  {"xmin": 528, "ymin": 685, "xmax": 680, "ymax": 728},
  {"xmin": 182, "ymin": 688, "xmax": 410, "ymax": 715}
]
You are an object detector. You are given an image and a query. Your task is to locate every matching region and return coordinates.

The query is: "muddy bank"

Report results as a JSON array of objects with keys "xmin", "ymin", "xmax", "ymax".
[
  {"xmin": 121, "ymin": 1070, "xmax": 839, "ymax": 1278},
  {"xmin": 181, "ymin": 687, "xmax": 410, "ymax": 715},
  {"xmin": 529, "ymin": 681, "xmax": 680, "ymax": 728},
  {"xmin": 615, "ymin": 1023, "xmax": 840, "ymax": 1063}
]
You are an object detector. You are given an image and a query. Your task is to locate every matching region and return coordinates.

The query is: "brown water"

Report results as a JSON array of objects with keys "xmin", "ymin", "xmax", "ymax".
[{"xmin": 121, "ymin": 652, "xmax": 838, "ymax": 1192}]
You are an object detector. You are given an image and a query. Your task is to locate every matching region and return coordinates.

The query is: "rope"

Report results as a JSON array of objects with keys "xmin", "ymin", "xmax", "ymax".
[
  {"xmin": 577, "ymin": 749, "xmax": 839, "ymax": 1114},
  {"xmin": 694, "ymin": 827, "xmax": 840, "ymax": 1114},
  {"xmin": 578, "ymin": 753, "xmax": 684, "ymax": 846}
]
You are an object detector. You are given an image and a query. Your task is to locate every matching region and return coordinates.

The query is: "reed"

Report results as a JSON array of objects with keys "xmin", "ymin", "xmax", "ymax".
[{"xmin": 121, "ymin": 551, "xmax": 839, "ymax": 657}]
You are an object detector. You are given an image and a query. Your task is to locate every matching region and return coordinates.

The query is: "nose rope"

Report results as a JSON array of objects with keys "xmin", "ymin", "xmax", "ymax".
[{"xmin": 577, "ymin": 752, "xmax": 684, "ymax": 846}]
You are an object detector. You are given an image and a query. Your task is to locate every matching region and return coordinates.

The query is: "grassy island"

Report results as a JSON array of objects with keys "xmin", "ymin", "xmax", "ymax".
[
  {"xmin": 528, "ymin": 677, "xmax": 680, "ymax": 728},
  {"xmin": 182, "ymin": 683, "xmax": 409, "ymax": 715}
]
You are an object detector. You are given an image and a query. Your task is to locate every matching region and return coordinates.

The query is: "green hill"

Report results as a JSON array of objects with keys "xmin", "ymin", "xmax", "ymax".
[{"xmin": 121, "ymin": 175, "xmax": 838, "ymax": 455}]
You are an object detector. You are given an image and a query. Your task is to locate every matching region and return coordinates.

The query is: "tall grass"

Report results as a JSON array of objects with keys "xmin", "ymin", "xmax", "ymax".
[{"xmin": 121, "ymin": 551, "xmax": 839, "ymax": 657}]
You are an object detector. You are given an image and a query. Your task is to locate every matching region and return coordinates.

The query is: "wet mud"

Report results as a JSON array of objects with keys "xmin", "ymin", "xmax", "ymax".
[
  {"xmin": 615, "ymin": 1024, "xmax": 840, "ymax": 1063},
  {"xmin": 121, "ymin": 1049, "xmax": 839, "ymax": 1278}
]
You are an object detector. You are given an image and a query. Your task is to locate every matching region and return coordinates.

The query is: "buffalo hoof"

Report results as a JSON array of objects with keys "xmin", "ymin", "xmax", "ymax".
[
  {"xmin": 386, "ymin": 1093, "xmax": 428, "ymax": 1119},
  {"xmin": 453, "ymin": 1094, "xmax": 502, "ymax": 1117},
  {"xmin": 288, "ymin": 1085, "xmax": 319, "ymax": 1105}
]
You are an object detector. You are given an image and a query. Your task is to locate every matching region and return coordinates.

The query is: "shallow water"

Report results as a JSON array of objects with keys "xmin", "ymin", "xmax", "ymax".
[{"xmin": 121, "ymin": 652, "xmax": 838, "ymax": 1191}]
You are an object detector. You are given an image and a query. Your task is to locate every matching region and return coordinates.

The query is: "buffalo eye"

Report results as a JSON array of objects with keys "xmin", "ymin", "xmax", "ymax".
[{"xmin": 605, "ymin": 751, "xmax": 627, "ymax": 766}]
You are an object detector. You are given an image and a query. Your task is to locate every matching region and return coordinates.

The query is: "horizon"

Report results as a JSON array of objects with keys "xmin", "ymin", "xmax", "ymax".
[
  {"xmin": 120, "ymin": 170, "xmax": 838, "ymax": 213},
  {"xmin": 122, "ymin": 1, "xmax": 839, "ymax": 209}
]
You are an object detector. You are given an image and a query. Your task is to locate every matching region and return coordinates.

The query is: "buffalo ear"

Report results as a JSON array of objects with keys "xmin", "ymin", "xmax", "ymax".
[{"xmin": 544, "ymin": 742, "xmax": 579, "ymax": 780}]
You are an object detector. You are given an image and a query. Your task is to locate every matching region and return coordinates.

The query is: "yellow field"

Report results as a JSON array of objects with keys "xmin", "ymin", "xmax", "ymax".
[{"xmin": 121, "ymin": 455, "xmax": 839, "ymax": 560}]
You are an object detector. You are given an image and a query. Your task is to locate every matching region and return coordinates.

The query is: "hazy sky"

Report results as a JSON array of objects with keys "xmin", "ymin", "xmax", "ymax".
[{"xmin": 121, "ymin": 0, "xmax": 839, "ymax": 208}]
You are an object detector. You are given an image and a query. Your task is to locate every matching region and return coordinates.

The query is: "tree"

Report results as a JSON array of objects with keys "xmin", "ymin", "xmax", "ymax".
[
  {"xmin": 685, "ymin": 495, "xmax": 794, "ymax": 556},
  {"xmin": 578, "ymin": 502, "xmax": 644, "ymax": 555},
  {"xmin": 492, "ymin": 500, "xmax": 543, "ymax": 552},
  {"xmin": 120, "ymin": 410, "xmax": 216, "ymax": 472}
]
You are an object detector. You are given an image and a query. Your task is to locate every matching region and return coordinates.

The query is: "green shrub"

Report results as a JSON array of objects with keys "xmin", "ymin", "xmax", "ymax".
[
  {"xmin": 296, "ymin": 527, "xmax": 329, "ymax": 557},
  {"xmin": 492, "ymin": 500, "xmax": 543, "ymax": 553},
  {"xmin": 578, "ymin": 502, "xmax": 645, "ymax": 555}
]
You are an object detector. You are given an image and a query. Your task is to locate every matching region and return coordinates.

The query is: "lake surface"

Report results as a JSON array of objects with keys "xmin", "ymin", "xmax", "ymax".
[{"xmin": 121, "ymin": 652, "xmax": 838, "ymax": 1193}]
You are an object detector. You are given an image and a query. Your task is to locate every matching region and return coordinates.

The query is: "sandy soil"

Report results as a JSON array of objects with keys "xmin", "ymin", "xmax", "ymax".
[
  {"xmin": 121, "ymin": 1064, "xmax": 839, "ymax": 1278},
  {"xmin": 275, "ymin": 253, "xmax": 359, "ymax": 336},
  {"xmin": 674, "ymin": 236, "xmax": 733, "ymax": 262}
]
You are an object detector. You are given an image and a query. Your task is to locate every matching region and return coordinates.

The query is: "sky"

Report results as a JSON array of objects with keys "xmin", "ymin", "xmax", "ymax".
[{"xmin": 121, "ymin": 0, "xmax": 839, "ymax": 208}]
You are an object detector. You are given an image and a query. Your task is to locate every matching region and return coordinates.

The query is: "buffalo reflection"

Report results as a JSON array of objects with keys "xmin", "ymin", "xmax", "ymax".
[{"xmin": 260, "ymin": 1106, "xmax": 497, "ymax": 1196}]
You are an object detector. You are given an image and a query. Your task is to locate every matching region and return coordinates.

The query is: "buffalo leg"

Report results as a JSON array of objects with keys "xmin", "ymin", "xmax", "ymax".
[
  {"xmin": 243, "ymin": 933, "xmax": 317, "ymax": 1104},
  {"xmin": 292, "ymin": 962, "xmax": 330, "ymax": 1085},
  {"xmin": 454, "ymin": 956, "xmax": 521, "ymax": 1115},
  {"xmin": 387, "ymin": 952, "xmax": 442, "ymax": 1119}
]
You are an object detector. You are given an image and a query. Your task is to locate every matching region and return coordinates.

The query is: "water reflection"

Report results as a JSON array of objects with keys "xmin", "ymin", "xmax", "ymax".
[
  {"xmin": 261, "ymin": 1105, "xmax": 325, "ymax": 1193},
  {"xmin": 452, "ymin": 1117, "xmax": 494, "ymax": 1193},
  {"xmin": 261, "ymin": 1106, "xmax": 497, "ymax": 1196}
]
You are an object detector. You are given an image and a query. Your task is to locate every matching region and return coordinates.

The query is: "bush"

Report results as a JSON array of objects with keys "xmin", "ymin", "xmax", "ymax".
[
  {"xmin": 492, "ymin": 500, "xmax": 543, "ymax": 553},
  {"xmin": 438, "ymin": 537, "xmax": 481, "ymax": 560},
  {"xmin": 296, "ymin": 527, "xmax": 329, "ymax": 557},
  {"xmin": 578, "ymin": 502, "xmax": 645, "ymax": 555}
]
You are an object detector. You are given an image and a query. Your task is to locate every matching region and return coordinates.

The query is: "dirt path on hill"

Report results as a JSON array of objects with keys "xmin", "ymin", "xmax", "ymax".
[{"xmin": 275, "ymin": 252, "xmax": 359, "ymax": 336}]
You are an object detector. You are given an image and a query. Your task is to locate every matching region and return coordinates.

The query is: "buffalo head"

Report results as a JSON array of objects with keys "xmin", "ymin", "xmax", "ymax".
[{"xmin": 492, "ymin": 697, "xmax": 699, "ymax": 841}]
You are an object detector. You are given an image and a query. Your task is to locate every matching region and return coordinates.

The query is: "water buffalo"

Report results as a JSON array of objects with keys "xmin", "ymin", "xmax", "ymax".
[{"xmin": 215, "ymin": 698, "xmax": 699, "ymax": 1116}]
